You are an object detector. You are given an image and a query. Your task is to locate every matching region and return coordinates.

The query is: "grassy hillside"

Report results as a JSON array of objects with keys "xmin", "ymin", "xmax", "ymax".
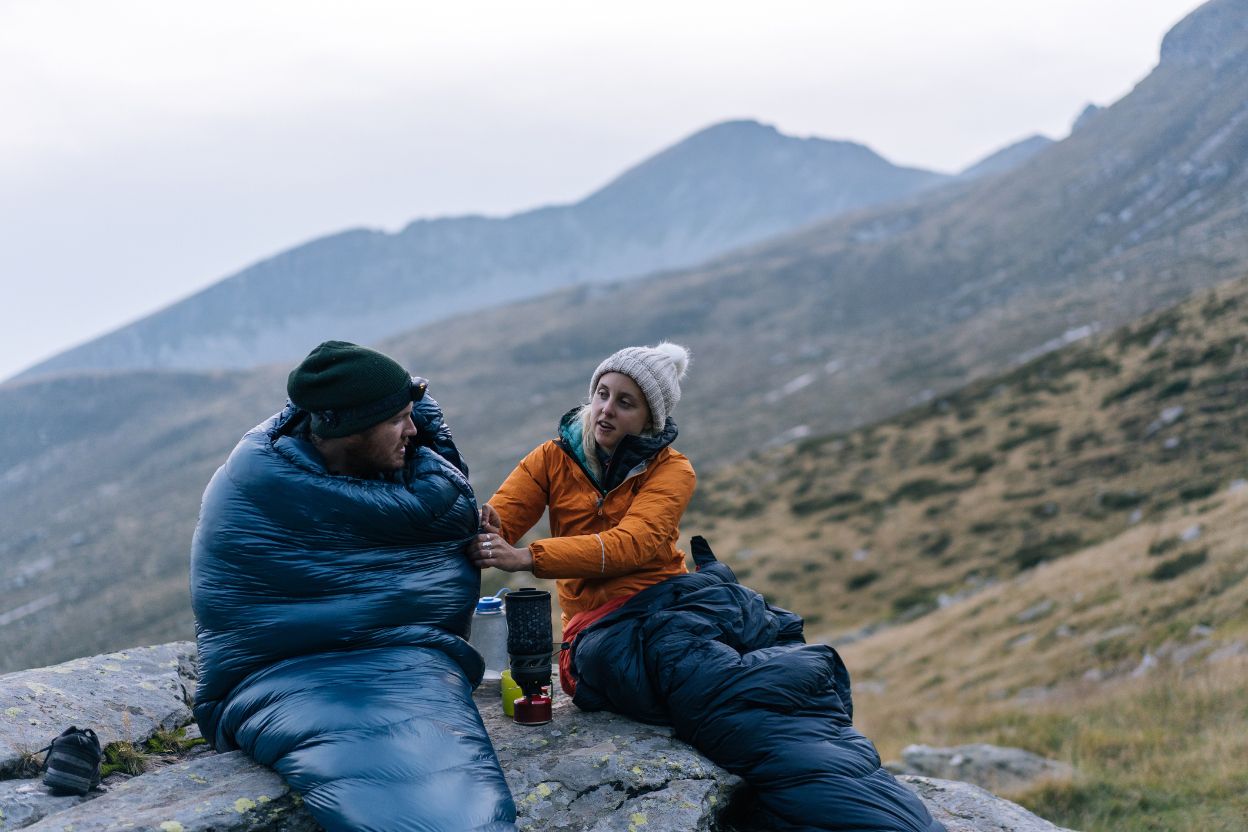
[
  {"xmin": 0, "ymin": 368, "xmax": 281, "ymax": 671},
  {"xmin": 683, "ymin": 276, "xmax": 1248, "ymax": 638},
  {"xmin": 848, "ymin": 478, "xmax": 1248, "ymax": 832}
]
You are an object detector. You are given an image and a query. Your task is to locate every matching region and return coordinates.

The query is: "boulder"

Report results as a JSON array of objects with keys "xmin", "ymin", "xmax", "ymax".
[
  {"xmin": 0, "ymin": 778, "xmax": 92, "ymax": 830},
  {"xmin": 902, "ymin": 777, "xmax": 1077, "ymax": 832},
  {"xmin": 0, "ymin": 645, "xmax": 1079, "ymax": 831},
  {"xmin": 892, "ymin": 744, "xmax": 1074, "ymax": 794},
  {"xmin": 19, "ymin": 752, "xmax": 313, "ymax": 832},
  {"xmin": 0, "ymin": 643, "xmax": 196, "ymax": 778}
]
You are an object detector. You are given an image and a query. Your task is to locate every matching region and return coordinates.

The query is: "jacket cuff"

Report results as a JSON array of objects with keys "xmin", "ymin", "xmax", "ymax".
[{"xmin": 529, "ymin": 540, "xmax": 551, "ymax": 579}]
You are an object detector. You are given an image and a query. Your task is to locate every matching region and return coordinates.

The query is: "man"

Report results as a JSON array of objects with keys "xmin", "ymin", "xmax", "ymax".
[{"xmin": 190, "ymin": 341, "xmax": 516, "ymax": 832}]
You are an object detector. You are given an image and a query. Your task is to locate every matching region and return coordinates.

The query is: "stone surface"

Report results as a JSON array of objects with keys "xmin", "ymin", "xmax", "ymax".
[
  {"xmin": 893, "ymin": 745, "xmax": 1074, "ymax": 795},
  {"xmin": 475, "ymin": 683, "xmax": 741, "ymax": 831},
  {"xmin": 0, "ymin": 779, "xmax": 91, "ymax": 831},
  {"xmin": 902, "ymin": 777, "xmax": 1077, "ymax": 832},
  {"xmin": 0, "ymin": 644, "xmax": 1081, "ymax": 831},
  {"xmin": 0, "ymin": 643, "xmax": 196, "ymax": 778},
  {"xmin": 20, "ymin": 752, "xmax": 314, "ymax": 832}
]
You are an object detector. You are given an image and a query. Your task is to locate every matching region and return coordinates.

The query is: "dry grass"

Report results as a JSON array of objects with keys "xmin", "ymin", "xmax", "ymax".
[
  {"xmin": 842, "ymin": 487, "xmax": 1248, "ymax": 706},
  {"xmin": 839, "ymin": 487, "xmax": 1248, "ymax": 830},
  {"xmin": 858, "ymin": 659, "xmax": 1248, "ymax": 831}
]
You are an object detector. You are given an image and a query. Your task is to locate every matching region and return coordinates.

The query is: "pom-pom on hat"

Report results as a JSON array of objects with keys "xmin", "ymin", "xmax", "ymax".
[
  {"xmin": 287, "ymin": 340, "xmax": 423, "ymax": 438},
  {"xmin": 589, "ymin": 342, "xmax": 690, "ymax": 432}
]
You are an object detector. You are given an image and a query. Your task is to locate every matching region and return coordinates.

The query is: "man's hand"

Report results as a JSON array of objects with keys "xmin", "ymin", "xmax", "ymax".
[
  {"xmin": 468, "ymin": 532, "xmax": 533, "ymax": 573},
  {"xmin": 410, "ymin": 394, "xmax": 446, "ymax": 436},
  {"xmin": 479, "ymin": 504, "xmax": 502, "ymax": 535}
]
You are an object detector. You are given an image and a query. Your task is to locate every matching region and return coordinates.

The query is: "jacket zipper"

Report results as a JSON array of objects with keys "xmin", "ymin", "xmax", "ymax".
[{"xmin": 557, "ymin": 439, "xmax": 647, "ymax": 517}]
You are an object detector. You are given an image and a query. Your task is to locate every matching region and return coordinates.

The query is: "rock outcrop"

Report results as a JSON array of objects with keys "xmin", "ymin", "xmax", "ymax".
[
  {"xmin": 0, "ymin": 644, "xmax": 1077, "ymax": 831},
  {"xmin": 1159, "ymin": 0, "xmax": 1248, "ymax": 69},
  {"xmin": 890, "ymin": 744, "xmax": 1074, "ymax": 795}
]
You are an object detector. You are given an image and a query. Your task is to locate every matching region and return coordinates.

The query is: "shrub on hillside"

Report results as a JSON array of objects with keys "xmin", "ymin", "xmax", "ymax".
[
  {"xmin": 1101, "ymin": 369, "xmax": 1164, "ymax": 407},
  {"xmin": 997, "ymin": 422, "xmax": 1061, "ymax": 452},
  {"xmin": 1148, "ymin": 550, "xmax": 1208, "ymax": 582},
  {"xmin": 925, "ymin": 435, "xmax": 959, "ymax": 463},
  {"xmin": 1011, "ymin": 532, "xmax": 1084, "ymax": 570},
  {"xmin": 1147, "ymin": 536, "xmax": 1182, "ymax": 557},
  {"xmin": 845, "ymin": 570, "xmax": 880, "ymax": 591},
  {"xmin": 1179, "ymin": 481, "xmax": 1219, "ymax": 502},
  {"xmin": 1066, "ymin": 430, "xmax": 1105, "ymax": 453},
  {"xmin": 1200, "ymin": 294, "xmax": 1239, "ymax": 321},
  {"xmin": 1003, "ymin": 488, "xmax": 1046, "ymax": 502},
  {"xmin": 891, "ymin": 586, "xmax": 939, "ymax": 618},
  {"xmin": 889, "ymin": 478, "xmax": 968, "ymax": 503},
  {"xmin": 919, "ymin": 530, "xmax": 953, "ymax": 557},
  {"xmin": 953, "ymin": 452, "xmax": 997, "ymax": 474},
  {"xmin": 791, "ymin": 490, "xmax": 863, "ymax": 516},
  {"xmin": 1156, "ymin": 378, "xmax": 1191, "ymax": 399},
  {"xmin": 1099, "ymin": 490, "xmax": 1145, "ymax": 510},
  {"xmin": 1115, "ymin": 309, "xmax": 1181, "ymax": 351}
]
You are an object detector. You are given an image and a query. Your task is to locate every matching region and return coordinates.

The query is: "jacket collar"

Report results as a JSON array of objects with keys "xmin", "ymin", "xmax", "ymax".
[{"xmin": 557, "ymin": 407, "xmax": 679, "ymax": 493}]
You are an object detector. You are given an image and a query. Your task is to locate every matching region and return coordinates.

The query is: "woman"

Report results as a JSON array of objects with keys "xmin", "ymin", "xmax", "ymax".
[
  {"xmin": 468, "ymin": 342, "xmax": 694, "ymax": 671},
  {"xmin": 471, "ymin": 342, "xmax": 943, "ymax": 831}
]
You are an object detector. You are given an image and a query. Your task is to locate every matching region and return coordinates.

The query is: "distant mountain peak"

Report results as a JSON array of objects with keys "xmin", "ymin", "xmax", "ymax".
[
  {"xmin": 1160, "ymin": 0, "xmax": 1248, "ymax": 69},
  {"xmin": 1072, "ymin": 103, "xmax": 1103, "ymax": 133},
  {"xmin": 688, "ymin": 118, "xmax": 781, "ymax": 138},
  {"xmin": 655, "ymin": 118, "xmax": 871, "ymax": 158}
]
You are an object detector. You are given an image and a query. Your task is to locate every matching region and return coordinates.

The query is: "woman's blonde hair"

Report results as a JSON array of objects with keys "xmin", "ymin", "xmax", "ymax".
[{"xmin": 577, "ymin": 405, "xmax": 603, "ymax": 483}]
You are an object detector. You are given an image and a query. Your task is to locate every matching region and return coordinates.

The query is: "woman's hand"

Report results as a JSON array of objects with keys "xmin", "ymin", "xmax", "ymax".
[
  {"xmin": 479, "ymin": 503, "xmax": 502, "ymax": 535},
  {"xmin": 468, "ymin": 531, "xmax": 533, "ymax": 572}
]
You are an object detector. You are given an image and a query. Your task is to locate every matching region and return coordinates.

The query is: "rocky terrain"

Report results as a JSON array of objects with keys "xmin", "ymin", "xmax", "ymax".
[{"xmin": 0, "ymin": 643, "xmax": 1075, "ymax": 831}]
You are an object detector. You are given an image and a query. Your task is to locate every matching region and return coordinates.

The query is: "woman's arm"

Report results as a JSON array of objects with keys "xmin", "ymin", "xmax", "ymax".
[
  {"xmin": 487, "ymin": 443, "xmax": 553, "ymax": 543},
  {"xmin": 466, "ymin": 443, "xmax": 553, "ymax": 571}
]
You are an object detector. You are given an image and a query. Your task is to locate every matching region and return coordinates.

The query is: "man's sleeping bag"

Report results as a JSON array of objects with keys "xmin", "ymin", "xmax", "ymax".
[
  {"xmin": 569, "ymin": 538, "xmax": 943, "ymax": 832},
  {"xmin": 191, "ymin": 403, "xmax": 516, "ymax": 832}
]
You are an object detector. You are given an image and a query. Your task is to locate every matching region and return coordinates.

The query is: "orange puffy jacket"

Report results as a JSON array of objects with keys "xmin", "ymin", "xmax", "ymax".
[{"xmin": 488, "ymin": 411, "xmax": 694, "ymax": 628}]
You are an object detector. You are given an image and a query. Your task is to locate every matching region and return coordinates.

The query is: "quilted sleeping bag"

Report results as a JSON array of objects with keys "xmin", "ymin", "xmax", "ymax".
[
  {"xmin": 569, "ymin": 538, "xmax": 944, "ymax": 832},
  {"xmin": 191, "ymin": 402, "xmax": 516, "ymax": 832}
]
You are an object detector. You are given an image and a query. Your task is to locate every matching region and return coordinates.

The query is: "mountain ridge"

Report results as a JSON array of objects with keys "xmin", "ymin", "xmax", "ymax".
[{"xmin": 12, "ymin": 119, "xmax": 946, "ymax": 382}]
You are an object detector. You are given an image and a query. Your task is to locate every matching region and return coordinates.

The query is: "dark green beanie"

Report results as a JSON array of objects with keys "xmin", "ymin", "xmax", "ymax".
[{"xmin": 287, "ymin": 341, "xmax": 419, "ymax": 438}]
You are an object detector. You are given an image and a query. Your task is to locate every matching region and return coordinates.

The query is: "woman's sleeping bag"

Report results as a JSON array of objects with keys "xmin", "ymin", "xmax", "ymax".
[{"xmin": 569, "ymin": 537, "xmax": 943, "ymax": 832}]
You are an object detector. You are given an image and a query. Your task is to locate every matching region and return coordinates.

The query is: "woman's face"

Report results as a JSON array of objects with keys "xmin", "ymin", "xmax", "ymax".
[{"xmin": 590, "ymin": 372, "xmax": 651, "ymax": 454}]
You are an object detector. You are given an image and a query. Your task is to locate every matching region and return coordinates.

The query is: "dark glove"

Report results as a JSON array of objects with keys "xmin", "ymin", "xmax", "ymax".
[
  {"xmin": 411, "ymin": 394, "xmax": 448, "ymax": 438},
  {"xmin": 410, "ymin": 394, "xmax": 469, "ymax": 477},
  {"xmin": 690, "ymin": 536, "xmax": 717, "ymax": 569}
]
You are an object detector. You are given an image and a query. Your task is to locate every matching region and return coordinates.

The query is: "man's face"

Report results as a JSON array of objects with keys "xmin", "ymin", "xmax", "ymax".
[{"xmin": 343, "ymin": 404, "xmax": 418, "ymax": 477}]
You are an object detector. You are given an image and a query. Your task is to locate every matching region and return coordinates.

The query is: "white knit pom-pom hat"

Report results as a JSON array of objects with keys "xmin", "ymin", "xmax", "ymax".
[{"xmin": 589, "ymin": 342, "xmax": 691, "ymax": 431}]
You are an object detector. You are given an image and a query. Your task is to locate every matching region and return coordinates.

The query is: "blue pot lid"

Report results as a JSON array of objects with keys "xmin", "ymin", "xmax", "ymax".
[{"xmin": 476, "ymin": 597, "xmax": 504, "ymax": 613}]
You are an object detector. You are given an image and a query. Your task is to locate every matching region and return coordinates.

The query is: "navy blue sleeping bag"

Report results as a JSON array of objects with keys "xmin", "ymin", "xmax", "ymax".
[
  {"xmin": 191, "ymin": 402, "xmax": 516, "ymax": 832},
  {"xmin": 569, "ymin": 538, "xmax": 943, "ymax": 832}
]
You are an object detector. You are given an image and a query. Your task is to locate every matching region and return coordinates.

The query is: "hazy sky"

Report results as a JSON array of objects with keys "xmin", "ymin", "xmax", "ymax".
[{"xmin": 0, "ymin": 0, "xmax": 1202, "ymax": 381}]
